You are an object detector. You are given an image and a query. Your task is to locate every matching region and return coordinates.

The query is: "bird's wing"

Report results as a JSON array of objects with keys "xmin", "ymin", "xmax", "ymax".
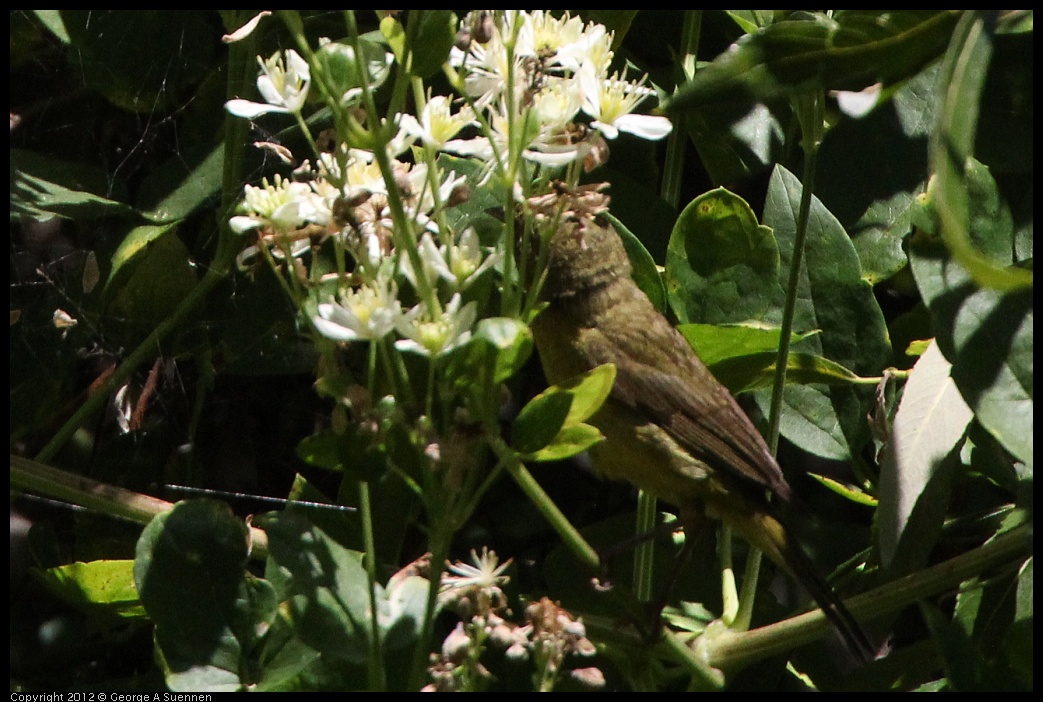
[{"xmin": 577, "ymin": 322, "xmax": 792, "ymax": 500}]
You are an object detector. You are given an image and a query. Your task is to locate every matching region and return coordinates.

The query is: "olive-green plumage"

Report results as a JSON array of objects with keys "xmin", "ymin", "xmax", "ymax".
[{"xmin": 530, "ymin": 191, "xmax": 871, "ymax": 661}]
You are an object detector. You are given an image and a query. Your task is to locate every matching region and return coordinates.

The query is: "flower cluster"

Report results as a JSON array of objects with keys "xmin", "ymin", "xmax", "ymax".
[
  {"xmin": 445, "ymin": 11, "xmax": 672, "ymax": 171},
  {"xmin": 510, "ymin": 597, "xmax": 603, "ymax": 691},
  {"xmin": 428, "ymin": 549, "xmax": 602, "ymax": 691},
  {"xmin": 225, "ymin": 12, "xmax": 671, "ymax": 364},
  {"xmin": 426, "ymin": 547, "xmax": 513, "ymax": 692},
  {"xmin": 219, "ymin": 12, "xmax": 668, "ymax": 690}
]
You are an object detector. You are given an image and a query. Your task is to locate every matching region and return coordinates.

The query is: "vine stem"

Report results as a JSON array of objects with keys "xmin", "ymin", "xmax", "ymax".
[
  {"xmin": 33, "ymin": 16, "xmax": 258, "ymax": 465},
  {"xmin": 10, "ymin": 454, "xmax": 270, "ymax": 560}
]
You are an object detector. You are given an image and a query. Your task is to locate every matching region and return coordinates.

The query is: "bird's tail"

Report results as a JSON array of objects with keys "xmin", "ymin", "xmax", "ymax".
[
  {"xmin": 729, "ymin": 507, "xmax": 876, "ymax": 664},
  {"xmin": 774, "ymin": 524, "xmax": 876, "ymax": 664}
]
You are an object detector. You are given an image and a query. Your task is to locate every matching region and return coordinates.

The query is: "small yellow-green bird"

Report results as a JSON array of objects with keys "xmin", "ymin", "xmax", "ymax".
[{"xmin": 529, "ymin": 185, "xmax": 873, "ymax": 661}]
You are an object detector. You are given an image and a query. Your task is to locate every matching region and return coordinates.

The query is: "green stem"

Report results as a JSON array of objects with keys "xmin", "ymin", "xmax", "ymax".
[
  {"xmin": 490, "ymin": 438, "xmax": 600, "ymax": 572},
  {"xmin": 10, "ymin": 454, "xmax": 270, "ymax": 560},
  {"xmin": 583, "ymin": 523, "xmax": 1031, "ymax": 682},
  {"xmin": 343, "ymin": 11, "xmax": 441, "ymax": 318},
  {"xmin": 767, "ymin": 91, "xmax": 823, "ymax": 453},
  {"xmin": 660, "ymin": 10, "xmax": 701, "ymax": 209},
  {"xmin": 731, "ymin": 91, "xmax": 824, "ymax": 640},
  {"xmin": 34, "ymin": 263, "xmax": 227, "ymax": 465},
  {"xmin": 705, "ymin": 523, "xmax": 1032, "ymax": 673},
  {"xmin": 34, "ymin": 19, "xmax": 255, "ymax": 464},
  {"xmin": 632, "ymin": 491, "xmax": 658, "ymax": 602},
  {"xmin": 358, "ymin": 482, "xmax": 387, "ymax": 691},
  {"xmin": 408, "ymin": 520, "xmax": 451, "ymax": 690}
]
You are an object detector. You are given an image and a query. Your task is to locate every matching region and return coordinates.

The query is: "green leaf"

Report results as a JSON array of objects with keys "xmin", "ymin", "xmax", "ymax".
[
  {"xmin": 296, "ymin": 430, "xmax": 344, "ymax": 472},
  {"xmin": 677, "ymin": 322, "xmax": 817, "ymax": 367},
  {"xmin": 928, "ymin": 11, "xmax": 1033, "ymax": 291},
  {"xmin": 139, "ymin": 141, "xmax": 225, "ymax": 223},
  {"xmin": 135, "ymin": 500, "xmax": 261, "ymax": 692},
  {"xmin": 103, "ymin": 224, "xmax": 199, "ymax": 346},
  {"xmin": 258, "ymin": 512, "xmax": 427, "ymax": 664},
  {"xmin": 35, "ymin": 560, "xmax": 146, "ymax": 619},
  {"xmin": 549, "ymin": 363, "xmax": 617, "ymax": 425},
  {"xmin": 1006, "ymin": 558, "xmax": 1033, "ymax": 688},
  {"xmin": 665, "ymin": 11, "xmax": 961, "ymax": 112},
  {"xmin": 528, "ymin": 423, "xmax": 605, "ymax": 463},
  {"xmin": 877, "ymin": 341, "xmax": 970, "ymax": 572},
  {"xmin": 404, "ymin": 11, "xmax": 457, "ymax": 79},
  {"xmin": 512, "ymin": 391, "xmax": 573, "ymax": 455},
  {"xmin": 668, "ymin": 166, "xmax": 889, "ymax": 460},
  {"xmin": 688, "ymin": 101, "xmax": 789, "ymax": 186},
  {"xmin": 287, "ymin": 473, "xmax": 364, "ymax": 557},
  {"xmin": 379, "ymin": 15, "xmax": 406, "ymax": 64},
  {"xmin": 471, "ymin": 317, "xmax": 534, "ymax": 384},
  {"xmin": 754, "ymin": 165, "xmax": 891, "ymax": 460},
  {"xmin": 815, "ymin": 62, "xmax": 941, "ymax": 285},
  {"xmin": 258, "ymin": 512, "xmax": 374, "ymax": 664},
  {"xmin": 63, "ymin": 11, "xmax": 216, "ymax": 113},
  {"xmin": 32, "ymin": 10, "xmax": 71, "ymax": 43},
  {"xmin": 725, "ymin": 10, "xmax": 778, "ymax": 34},
  {"xmin": 606, "ymin": 212, "xmax": 667, "ymax": 313},
  {"xmin": 708, "ymin": 350, "xmax": 865, "ymax": 394},
  {"xmin": 216, "ymin": 264, "xmax": 318, "ymax": 376},
  {"xmin": 106, "ymin": 223, "xmax": 178, "ymax": 288},
  {"xmin": 666, "ymin": 188, "xmax": 780, "ymax": 324},
  {"xmin": 11, "ymin": 149, "xmax": 133, "ymax": 221},
  {"xmin": 908, "ymin": 228, "xmax": 1032, "ymax": 468},
  {"xmin": 314, "ymin": 37, "xmax": 392, "ymax": 98},
  {"xmin": 513, "ymin": 364, "xmax": 615, "ymax": 459},
  {"xmin": 807, "ymin": 473, "xmax": 877, "ymax": 507}
]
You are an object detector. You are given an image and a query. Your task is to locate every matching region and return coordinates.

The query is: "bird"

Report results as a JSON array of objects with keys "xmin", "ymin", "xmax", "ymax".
[{"xmin": 527, "ymin": 183, "xmax": 874, "ymax": 662}]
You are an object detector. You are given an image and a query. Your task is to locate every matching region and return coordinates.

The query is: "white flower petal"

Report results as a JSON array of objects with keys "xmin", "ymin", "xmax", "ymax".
[
  {"xmin": 225, "ymin": 99, "xmax": 289, "ymax": 119},
  {"xmin": 222, "ymin": 11, "xmax": 271, "ymax": 44},
  {"xmin": 313, "ymin": 307, "xmax": 362, "ymax": 342},
  {"xmin": 612, "ymin": 113, "xmax": 673, "ymax": 140}
]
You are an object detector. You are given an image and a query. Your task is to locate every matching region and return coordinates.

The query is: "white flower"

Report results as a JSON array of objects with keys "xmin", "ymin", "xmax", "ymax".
[
  {"xmin": 449, "ymin": 30, "xmax": 518, "ymax": 110},
  {"xmin": 441, "ymin": 547, "xmax": 512, "ymax": 592},
  {"xmin": 229, "ymin": 174, "xmax": 319, "ymax": 234},
  {"xmin": 399, "ymin": 95, "xmax": 477, "ymax": 150},
  {"xmin": 226, "ymin": 49, "xmax": 310, "ymax": 118},
  {"xmin": 448, "ymin": 227, "xmax": 501, "ymax": 288},
  {"xmin": 399, "ymin": 232, "xmax": 454, "ymax": 290},
  {"xmin": 424, "ymin": 169, "xmax": 468, "ymax": 213},
  {"xmin": 395, "ymin": 293, "xmax": 476, "ymax": 357},
  {"xmin": 532, "ymin": 77, "xmax": 583, "ymax": 132},
  {"xmin": 399, "ymin": 227, "xmax": 501, "ymax": 292},
  {"xmin": 579, "ymin": 64, "xmax": 672, "ymax": 141},
  {"xmin": 516, "ymin": 11, "xmax": 612, "ymax": 74},
  {"xmin": 312, "ymin": 272, "xmax": 402, "ymax": 342},
  {"xmin": 443, "ymin": 110, "xmax": 582, "ymax": 169}
]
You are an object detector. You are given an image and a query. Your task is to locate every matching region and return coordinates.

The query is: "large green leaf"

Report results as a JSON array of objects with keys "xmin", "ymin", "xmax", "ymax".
[
  {"xmin": 815, "ymin": 62, "xmax": 940, "ymax": 285},
  {"xmin": 665, "ymin": 11, "xmax": 961, "ymax": 111},
  {"xmin": 755, "ymin": 165, "xmax": 891, "ymax": 460},
  {"xmin": 909, "ymin": 174, "xmax": 1030, "ymax": 465},
  {"xmin": 258, "ymin": 512, "xmax": 429, "ymax": 665},
  {"xmin": 928, "ymin": 11, "xmax": 1033, "ymax": 291},
  {"xmin": 63, "ymin": 11, "xmax": 216, "ymax": 113},
  {"xmin": 36, "ymin": 559, "xmax": 145, "ymax": 619},
  {"xmin": 381, "ymin": 11, "xmax": 456, "ymax": 80},
  {"xmin": 135, "ymin": 500, "xmax": 271, "ymax": 692},
  {"xmin": 666, "ymin": 188, "xmax": 780, "ymax": 325},
  {"xmin": 877, "ymin": 342, "xmax": 971, "ymax": 573},
  {"xmin": 11, "ymin": 149, "xmax": 133, "ymax": 221}
]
